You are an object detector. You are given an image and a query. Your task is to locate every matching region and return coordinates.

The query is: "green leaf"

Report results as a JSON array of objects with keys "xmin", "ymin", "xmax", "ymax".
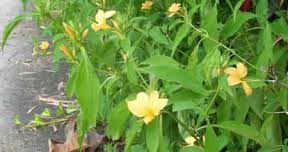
[
  {"xmin": 141, "ymin": 55, "xmax": 179, "ymax": 67},
  {"xmin": 170, "ymin": 90, "xmax": 206, "ymax": 111},
  {"xmin": 66, "ymin": 66, "xmax": 78, "ymax": 98},
  {"xmin": 246, "ymin": 89, "xmax": 264, "ymax": 119},
  {"xmin": 76, "ymin": 47, "xmax": 100, "ymax": 144},
  {"xmin": 171, "ymin": 23, "xmax": 191, "ymax": 56},
  {"xmin": 149, "ymin": 26, "xmax": 169, "ymax": 45},
  {"xmin": 13, "ymin": 115, "xmax": 22, "ymax": 125},
  {"xmin": 270, "ymin": 18, "xmax": 288, "ymax": 41},
  {"xmin": 187, "ymin": 40, "xmax": 201, "ymax": 70},
  {"xmin": 127, "ymin": 61, "xmax": 138, "ymax": 85},
  {"xmin": 52, "ymin": 33, "xmax": 66, "ymax": 44},
  {"xmin": 180, "ymin": 146, "xmax": 204, "ymax": 152},
  {"xmin": 107, "ymin": 102, "xmax": 130, "ymax": 140},
  {"xmin": 213, "ymin": 121, "xmax": 268, "ymax": 145},
  {"xmin": 66, "ymin": 104, "xmax": 77, "ymax": 114},
  {"xmin": 217, "ymin": 100, "xmax": 232, "ymax": 123},
  {"xmin": 2, "ymin": 14, "xmax": 27, "ymax": 50},
  {"xmin": 257, "ymin": 145, "xmax": 287, "ymax": 152},
  {"xmin": 232, "ymin": 0, "xmax": 245, "ymax": 19},
  {"xmin": 277, "ymin": 88, "xmax": 287, "ymax": 110},
  {"xmin": 200, "ymin": 4, "xmax": 218, "ymax": 53},
  {"xmin": 219, "ymin": 76, "xmax": 233, "ymax": 97},
  {"xmin": 256, "ymin": 0, "xmax": 268, "ymax": 25},
  {"xmin": 261, "ymin": 116, "xmax": 282, "ymax": 145},
  {"xmin": 41, "ymin": 108, "xmax": 51, "ymax": 117},
  {"xmin": 96, "ymin": 40, "xmax": 118, "ymax": 66},
  {"xmin": 256, "ymin": 22, "xmax": 273, "ymax": 78},
  {"xmin": 234, "ymin": 95, "xmax": 250, "ymax": 122},
  {"xmin": 141, "ymin": 66, "xmax": 209, "ymax": 95},
  {"xmin": 205, "ymin": 126, "xmax": 228, "ymax": 152},
  {"xmin": 146, "ymin": 119, "xmax": 160, "ymax": 152},
  {"xmin": 124, "ymin": 120, "xmax": 143, "ymax": 152},
  {"xmin": 56, "ymin": 103, "xmax": 64, "ymax": 116},
  {"xmin": 222, "ymin": 11, "xmax": 256, "ymax": 39},
  {"xmin": 120, "ymin": 38, "xmax": 134, "ymax": 55},
  {"xmin": 205, "ymin": 126, "xmax": 218, "ymax": 152},
  {"xmin": 32, "ymin": 115, "xmax": 44, "ymax": 126}
]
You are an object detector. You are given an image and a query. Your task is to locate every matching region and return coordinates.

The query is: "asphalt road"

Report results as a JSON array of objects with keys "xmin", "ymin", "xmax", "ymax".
[{"xmin": 0, "ymin": 1, "xmax": 66, "ymax": 151}]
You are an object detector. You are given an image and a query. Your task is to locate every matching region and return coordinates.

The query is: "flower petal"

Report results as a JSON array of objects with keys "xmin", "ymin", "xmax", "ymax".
[
  {"xmin": 224, "ymin": 67, "xmax": 238, "ymax": 76},
  {"xmin": 149, "ymin": 91, "xmax": 159, "ymax": 102},
  {"xmin": 91, "ymin": 23, "xmax": 101, "ymax": 31},
  {"xmin": 104, "ymin": 10, "xmax": 116, "ymax": 19},
  {"xmin": 236, "ymin": 63, "xmax": 247, "ymax": 78},
  {"xmin": 185, "ymin": 136, "xmax": 196, "ymax": 146},
  {"xmin": 96, "ymin": 9, "xmax": 105, "ymax": 23},
  {"xmin": 152, "ymin": 99, "xmax": 168, "ymax": 115},
  {"xmin": 127, "ymin": 100, "xmax": 146, "ymax": 117},
  {"xmin": 227, "ymin": 75, "xmax": 242, "ymax": 86},
  {"xmin": 242, "ymin": 81, "xmax": 252, "ymax": 96},
  {"xmin": 136, "ymin": 92, "xmax": 149, "ymax": 102},
  {"xmin": 143, "ymin": 115, "xmax": 155, "ymax": 124}
]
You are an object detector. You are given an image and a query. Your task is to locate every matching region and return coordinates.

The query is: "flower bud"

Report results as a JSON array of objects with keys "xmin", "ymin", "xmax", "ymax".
[
  {"xmin": 82, "ymin": 29, "xmax": 89, "ymax": 39},
  {"xmin": 59, "ymin": 45, "xmax": 73, "ymax": 59},
  {"xmin": 63, "ymin": 22, "xmax": 77, "ymax": 40}
]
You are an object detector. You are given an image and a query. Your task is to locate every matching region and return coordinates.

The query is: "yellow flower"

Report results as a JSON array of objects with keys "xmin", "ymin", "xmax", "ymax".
[
  {"xmin": 185, "ymin": 136, "xmax": 196, "ymax": 146},
  {"xmin": 127, "ymin": 91, "xmax": 168, "ymax": 124},
  {"xmin": 63, "ymin": 22, "xmax": 77, "ymax": 40},
  {"xmin": 39, "ymin": 41, "xmax": 49, "ymax": 50},
  {"xmin": 141, "ymin": 1, "xmax": 153, "ymax": 10},
  {"xmin": 224, "ymin": 62, "xmax": 253, "ymax": 96},
  {"xmin": 91, "ymin": 9, "xmax": 116, "ymax": 32},
  {"xmin": 168, "ymin": 3, "xmax": 181, "ymax": 17}
]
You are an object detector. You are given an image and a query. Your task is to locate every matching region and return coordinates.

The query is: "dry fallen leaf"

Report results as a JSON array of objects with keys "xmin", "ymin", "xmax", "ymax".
[
  {"xmin": 48, "ymin": 139, "xmax": 65, "ymax": 152},
  {"xmin": 48, "ymin": 118, "xmax": 87, "ymax": 152},
  {"xmin": 48, "ymin": 118, "xmax": 105, "ymax": 152},
  {"xmin": 86, "ymin": 131, "xmax": 105, "ymax": 152}
]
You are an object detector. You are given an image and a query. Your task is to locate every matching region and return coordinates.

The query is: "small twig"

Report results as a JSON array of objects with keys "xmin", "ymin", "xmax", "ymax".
[
  {"xmin": 20, "ymin": 119, "xmax": 67, "ymax": 130},
  {"xmin": 38, "ymin": 96, "xmax": 76, "ymax": 105}
]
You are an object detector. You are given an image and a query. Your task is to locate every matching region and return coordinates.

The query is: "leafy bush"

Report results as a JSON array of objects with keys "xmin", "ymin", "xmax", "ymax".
[{"xmin": 3, "ymin": 0, "xmax": 288, "ymax": 151}]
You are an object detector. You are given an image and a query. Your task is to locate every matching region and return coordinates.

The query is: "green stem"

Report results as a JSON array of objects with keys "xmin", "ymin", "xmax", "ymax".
[
  {"xmin": 204, "ymin": 86, "xmax": 220, "ymax": 121},
  {"xmin": 225, "ymin": 0, "xmax": 234, "ymax": 12},
  {"xmin": 163, "ymin": 111, "xmax": 202, "ymax": 146},
  {"xmin": 189, "ymin": 23, "xmax": 275, "ymax": 79},
  {"xmin": 21, "ymin": 119, "xmax": 67, "ymax": 130}
]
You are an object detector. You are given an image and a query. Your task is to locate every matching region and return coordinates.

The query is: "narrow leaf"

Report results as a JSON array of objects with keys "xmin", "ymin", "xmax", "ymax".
[
  {"xmin": 149, "ymin": 26, "xmax": 169, "ymax": 45},
  {"xmin": 213, "ymin": 121, "xmax": 268, "ymax": 145},
  {"xmin": 2, "ymin": 14, "xmax": 27, "ymax": 50},
  {"xmin": 141, "ymin": 55, "xmax": 179, "ymax": 67},
  {"xmin": 107, "ymin": 102, "xmax": 130, "ymax": 140},
  {"xmin": 76, "ymin": 48, "xmax": 100, "ymax": 144},
  {"xmin": 146, "ymin": 119, "xmax": 160, "ymax": 152}
]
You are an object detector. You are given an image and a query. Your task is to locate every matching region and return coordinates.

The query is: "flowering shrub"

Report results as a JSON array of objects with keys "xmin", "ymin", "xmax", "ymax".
[{"xmin": 3, "ymin": 0, "xmax": 288, "ymax": 151}]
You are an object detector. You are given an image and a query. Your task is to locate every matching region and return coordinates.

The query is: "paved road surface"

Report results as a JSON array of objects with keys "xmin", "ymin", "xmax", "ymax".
[{"xmin": 0, "ymin": 1, "xmax": 66, "ymax": 151}]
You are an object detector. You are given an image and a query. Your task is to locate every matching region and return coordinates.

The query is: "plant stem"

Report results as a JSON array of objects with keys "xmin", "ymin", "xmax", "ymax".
[
  {"xmin": 189, "ymin": 23, "xmax": 273, "ymax": 78},
  {"xmin": 21, "ymin": 119, "xmax": 67, "ymax": 130},
  {"xmin": 204, "ymin": 86, "xmax": 220, "ymax": 120},
  {"xmin": 163, "ymin": 111, "xmax": 202, "ymax": 146}
]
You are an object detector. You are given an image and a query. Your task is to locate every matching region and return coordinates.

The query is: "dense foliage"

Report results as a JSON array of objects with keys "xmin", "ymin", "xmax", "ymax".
[{"xmin": 3, "ymin": 0, "xmax": 288, "ymax": 151}]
